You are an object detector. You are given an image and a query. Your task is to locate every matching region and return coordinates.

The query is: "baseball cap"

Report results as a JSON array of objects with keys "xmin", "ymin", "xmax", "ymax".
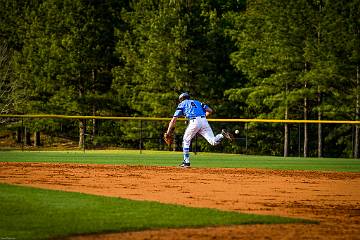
[{"xmin": 179, "ymin": 92, "xmax": 190, "ymax": 101}]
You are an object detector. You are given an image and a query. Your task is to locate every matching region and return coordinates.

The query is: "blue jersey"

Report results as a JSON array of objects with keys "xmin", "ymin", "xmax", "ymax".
[{"xmin": 173, "ymin": 99, "xmax": 208, "ymax": 119}]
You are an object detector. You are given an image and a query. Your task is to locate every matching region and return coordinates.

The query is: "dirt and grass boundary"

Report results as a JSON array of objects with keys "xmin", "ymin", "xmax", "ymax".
[{"xmin": 1, "ymin": 151, "xmax": 359, "ymax": 239}]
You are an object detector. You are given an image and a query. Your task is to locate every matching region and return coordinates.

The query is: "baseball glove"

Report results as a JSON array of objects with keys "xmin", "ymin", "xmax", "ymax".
[{"xmin": 163, "ymin": 132, "xmax": 174, "ymax": 145}]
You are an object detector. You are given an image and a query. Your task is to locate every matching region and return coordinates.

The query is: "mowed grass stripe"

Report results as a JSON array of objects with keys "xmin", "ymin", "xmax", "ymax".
[
  {"xmin": 0, "ymin": 184, "xmax": 312, "ymax": 240},
  {"xmin": 1, "ymin": 150, "xmax": 360, "ymax": 172}
]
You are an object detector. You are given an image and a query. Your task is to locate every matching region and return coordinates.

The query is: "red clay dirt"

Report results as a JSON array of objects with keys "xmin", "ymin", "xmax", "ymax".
[{"xmin": 0, "ymin": 162, "xmax": 359, "ymax": 239}]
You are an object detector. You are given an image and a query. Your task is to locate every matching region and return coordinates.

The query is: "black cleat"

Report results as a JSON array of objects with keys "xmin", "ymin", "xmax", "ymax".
[
  {"xmin": 179, "ymin": 162, "xmax": 191, "ymax": 168},
  {"xmin": 222, "ymin": 129, "xmax": 234, "ymax": 141}
]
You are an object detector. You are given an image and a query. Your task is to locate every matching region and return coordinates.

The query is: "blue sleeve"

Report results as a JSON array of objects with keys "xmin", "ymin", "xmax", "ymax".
[
  {"xmin": 201, "ymin": 103, "xmax": 208, "ymax": 111},
  {"xmin": 173, "ymin": 103, "xmax": 184, "ymax": 117}
]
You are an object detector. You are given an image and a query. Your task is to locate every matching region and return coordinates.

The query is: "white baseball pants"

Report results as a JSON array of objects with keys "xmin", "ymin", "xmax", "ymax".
[{"xmin": 182, "ymin": 116, "xmax": 223, "ymax": 162}]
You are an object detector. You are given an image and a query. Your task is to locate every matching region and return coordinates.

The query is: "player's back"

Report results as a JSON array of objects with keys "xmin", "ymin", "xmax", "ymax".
[{"xmin": 180, "ymin": 99, "xmax": 206, "ymax": 118}]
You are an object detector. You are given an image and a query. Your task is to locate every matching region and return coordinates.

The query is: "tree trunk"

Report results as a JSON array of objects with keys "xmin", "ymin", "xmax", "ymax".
[
  {"xmin": 284, "ymin": 123, "xmax": 289, "ymax": 157},
  {"xmin": 92, "ymin": 111, "xmax": 96, "ymax": 144},
  {"xmin": 355, "ymin": 65, "xmax": 359, "ymax": 158},
  {"xmin": 34, "ymin": 131, "xmax": 41, "ymax": 147},
  {"xmin": 304, "ymin": 100, "xmax": 308, "ymax": 158},
  {"xmin": 304, "ymin": 63, "xmax": 308, "ymax": 158},
  {"xmin": 316, "ymin": 8, "xmax": 322, "ymax": 158},
  {"xmin": 284, "ymin": 82, "xmax": 289, "ymax": 157},
  {"xmin": 91, "ymin": 69, "xmax": 96, "ymax": 144},
  {"xmin": 24, "ymin": 127, "xmax": 31, "ymax": 146},
  {"xmin": 79, "ymin": 119, "xmax": 86, "ymax": 149},
  {"xmin": 16, "ymin": 127, "xmax": 22, "ymax": 143},
  {"xmin": 78, "ymin": 74, "xmax": 85, "ymax": 149},
  {"xmin": 318, "ymin": 89, "xmax": 322, "ymax": 157},
  {"xmin": 355, "ymin": 125, "xmax": 359, "ymax": 158}
]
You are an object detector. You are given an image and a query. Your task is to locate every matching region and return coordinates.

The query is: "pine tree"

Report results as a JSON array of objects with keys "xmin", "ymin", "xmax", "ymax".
[
  {"xmin": 225, "ymin": 0, "xmax": 311, "ymax": 156},
  {"xmin": 13, "ymin": 0, "xmax": 123, "ymax": 148}
]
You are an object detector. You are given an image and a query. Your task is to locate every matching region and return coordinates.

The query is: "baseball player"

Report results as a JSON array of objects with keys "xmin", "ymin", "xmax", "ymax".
[{"xmin": 165, "ymin": 92, "xmax": 233, "ymax": 167}]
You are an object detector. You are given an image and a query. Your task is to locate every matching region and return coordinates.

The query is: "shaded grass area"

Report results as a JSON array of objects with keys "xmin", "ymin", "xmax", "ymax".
[
  {"xmin": 0, "ymin": 150, "xmax": 360, "ymax": 172},
  {"xmin": 0, "ymin": 184, "xmax": 313, "ymax": 240}
]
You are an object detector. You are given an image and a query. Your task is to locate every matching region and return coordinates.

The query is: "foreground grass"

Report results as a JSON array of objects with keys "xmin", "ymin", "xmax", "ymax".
[
  {"xmin": 0, "ymin": 184, "xmax": 312, "ymax": 240},
  {"xmin": 1, "ymin": 150, "xmax": 360, "ymax": 172}
]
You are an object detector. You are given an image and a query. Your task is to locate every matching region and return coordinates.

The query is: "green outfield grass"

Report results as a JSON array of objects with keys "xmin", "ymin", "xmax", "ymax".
[
  {"xmin": 0, "ymin": 184, "xmax": 313, "ymax": 240},
  {"xmin": 0, "ymin": 150, "xmax": 360, "ymax": 172}
]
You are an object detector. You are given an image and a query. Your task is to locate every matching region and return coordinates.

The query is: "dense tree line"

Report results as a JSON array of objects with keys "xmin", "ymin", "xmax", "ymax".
[{"xmin": 0, "ymin": 0, "xmax": 359, "ymax": 157}]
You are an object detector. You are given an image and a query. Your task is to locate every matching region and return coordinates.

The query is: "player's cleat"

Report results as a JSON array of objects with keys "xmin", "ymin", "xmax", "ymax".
[
  {"xmin": 179, "ymin": 162, "xmax": 191, "ymax": 168},
  {"xmin": 222, "ymin": 129, "xmax": 234, "ymax": 141}
]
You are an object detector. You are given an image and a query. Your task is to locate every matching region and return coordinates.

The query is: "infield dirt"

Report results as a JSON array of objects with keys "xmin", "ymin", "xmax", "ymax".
[{"xmin": 0, "ymin": 162, "xmax": 359, "ymax": 239}]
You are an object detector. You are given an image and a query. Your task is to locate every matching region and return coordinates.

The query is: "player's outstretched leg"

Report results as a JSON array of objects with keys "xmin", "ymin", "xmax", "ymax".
[{"xmin": 199, "ymin": 121, "xmax": 223, "ymax": 146}]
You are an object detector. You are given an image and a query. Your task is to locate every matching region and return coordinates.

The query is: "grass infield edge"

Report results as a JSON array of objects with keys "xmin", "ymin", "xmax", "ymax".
[{"xmin": 0, "ymin": 183, "xmax": 316, "ymax": 240}]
